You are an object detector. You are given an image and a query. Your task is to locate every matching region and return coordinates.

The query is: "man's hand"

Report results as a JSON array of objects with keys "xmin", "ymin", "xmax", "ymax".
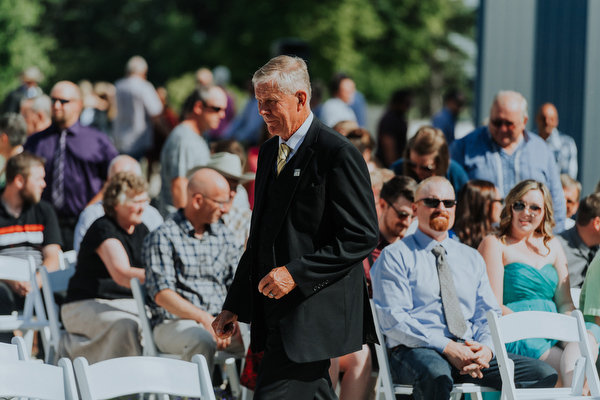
[
  {"xmin": 212, "ymin": 310, "xmax": 239, "ymax": 340},
  {"xmin": 258, "ymin": 266, "xmax": 297, "ymax": 300},
  {"xmin": 443, "ymin": 341, "xmax": 482, "ymax": 378},
  {"xmin": 198, "ymin": 313, "xmax": 232, "ymax": 350},
  {"xmin": 6, "ymin": 280, "xmax": 31, "ymax": 297},
  {"xmin": 464, "ymin": 341, "xmax": 493, "ymax": 370}
]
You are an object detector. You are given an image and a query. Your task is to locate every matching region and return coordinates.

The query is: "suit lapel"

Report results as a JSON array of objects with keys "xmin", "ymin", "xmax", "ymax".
[
  {"xmin": 266, "ymin": 119, "xmax": 320, "ymax": 237},
  {"xmin": 249, "ymin": 137, "xmax": 278, "ymax": 239}
]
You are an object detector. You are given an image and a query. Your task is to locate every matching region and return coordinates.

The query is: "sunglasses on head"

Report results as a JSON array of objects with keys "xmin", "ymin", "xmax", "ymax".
[
  {"xmin": 512, "ymin": 201, "xmax": 542, "ymax": 214},
  {"xmin": 416, "ymin": 198, "xmax": 456, "ymax": 208},
  {"xmin": 51, "ymin": 97, "xmax": 71, "ymax": 105},
  {"xmin": 406, "ymin": 159, "xmax": 435, "ymax": 172},
  {"xmin": 490, "ymin": 119, "xmax": 515, "ymax": 128}
]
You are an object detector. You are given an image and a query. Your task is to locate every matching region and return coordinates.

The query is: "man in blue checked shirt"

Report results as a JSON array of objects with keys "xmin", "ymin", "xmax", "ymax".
[{"xmin": 142, "ymin": 167, "xmax": 245, "ymax": 369}]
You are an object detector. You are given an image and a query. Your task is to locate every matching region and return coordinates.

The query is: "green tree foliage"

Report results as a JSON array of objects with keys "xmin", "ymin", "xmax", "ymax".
[
  {"xmin": 0, "ymin": 0, "xmax": 56, "ymax": 100},
  {"xmin": 2, "ymin": 0, "xmax": 474, "ymax": 114}
]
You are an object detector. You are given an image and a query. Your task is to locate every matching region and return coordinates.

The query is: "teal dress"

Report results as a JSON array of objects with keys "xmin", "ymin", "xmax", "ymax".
[{"xmin": 503, "ymin": 263, "xmax": 559, "ymax": 359}]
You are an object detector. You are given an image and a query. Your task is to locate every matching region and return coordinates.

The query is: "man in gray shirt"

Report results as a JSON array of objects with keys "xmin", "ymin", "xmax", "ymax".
[
  {"xmin": 158, "ymin": 85, "xmax": 227, "ymax": 217},
  {"xmin": 113, "ymin": 56, "xmax": 163, "ymax": 159},
  {"xmin": 557, "ymin": 193, "xmax": 600, "ymax": 288}
]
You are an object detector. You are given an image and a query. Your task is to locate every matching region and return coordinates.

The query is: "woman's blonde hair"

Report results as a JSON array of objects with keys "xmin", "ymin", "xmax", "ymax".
[
  {"xmin": 496, "ymin": 179, "xmax": 554, "ymax": 250},
  {"xmin": 103, "ymin": 172, "xmax": 148, "ymax": 219}
]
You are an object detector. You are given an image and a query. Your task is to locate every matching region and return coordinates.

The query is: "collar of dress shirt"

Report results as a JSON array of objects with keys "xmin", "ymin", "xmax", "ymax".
[
  {"xmin": 278, "ymin": 112, "xmax": 314, "ymax": 159},
  {"xmin": 412, "ymin": 227, "xmax": 454, "ymax": 253}
]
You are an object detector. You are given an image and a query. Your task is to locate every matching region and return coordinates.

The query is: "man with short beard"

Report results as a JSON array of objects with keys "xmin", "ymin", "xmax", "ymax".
[
  {"xmin": 370, "ymin": 176, "xmax": 558, "ymax": 400},
  {"xmin": 24, "ymin": 80, "xmax": 118, "ymax": 251},
  {"xmin": 0, "ymin": 152, "xmax": 62, "ymax": 343}
]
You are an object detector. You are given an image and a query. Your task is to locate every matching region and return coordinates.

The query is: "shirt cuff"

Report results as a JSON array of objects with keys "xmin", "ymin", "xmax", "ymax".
[{"xmin": 430, "ymin": 335, "xmax": 453, "ymax": 354}]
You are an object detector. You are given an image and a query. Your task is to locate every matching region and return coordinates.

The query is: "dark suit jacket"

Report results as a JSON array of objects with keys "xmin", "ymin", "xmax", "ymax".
[{"xmin": 223, "ymin": 116, "xmax": 379, "ymax": 363}]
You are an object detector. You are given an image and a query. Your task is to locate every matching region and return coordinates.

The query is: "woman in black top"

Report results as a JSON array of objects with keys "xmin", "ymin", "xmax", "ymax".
[{"xmin": 61, "ymin": 172, "xmax": 149, "ymax": 363}]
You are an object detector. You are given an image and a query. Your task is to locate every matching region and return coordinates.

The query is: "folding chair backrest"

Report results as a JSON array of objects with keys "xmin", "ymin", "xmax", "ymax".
[
  {"xmin": 11, "ymin": 336, "xmax": 29, "ymax": 360},
  {"xmin": 0, "ymin": 340, "xmax": 19, "ymax": 360},
  {"xmin": 0, "ymin": 357, "xmax": 77, "ymax": 400},
  {"xmin": 130, "ymin": 277, "xmax": 159, "ymax": 357},
  {"xmin": 493, "ymin": 310, "xmax": 581, "ymax": 344},
  {"xmin": 74, "ymin": 355, "xmax": 216, "ymax": 400},
  {"xmin": 487, "ymin": 309, "xmax": 600, "ymax": 400},
  {"xmin": 571, "ymin": 288, "xmax": 582, "ymax": 309}
]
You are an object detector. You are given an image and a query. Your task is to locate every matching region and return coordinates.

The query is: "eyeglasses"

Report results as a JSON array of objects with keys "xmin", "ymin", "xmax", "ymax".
[
  {"xmin": 416, "ymin": 198, "xmax": 456, "ymax": 208},
  {"xmin": 384, "ymin": 199, "xmax": 414, "ymax": 219},
  {"xmin": 492, "ymin": 198, "xmax": 504, "ymax": 205},
  {"xmin": 406, "ymin": 159, "xmax": 435, "ymax": 173},
  {"xmin": 512, "ymin": 201, "xmax": 542, "ymax": 215},
  {"xmin": 50, "ymin": 97, "xmax": 72, "ymax": 105},
  {"xmin": 125, "ymin": 197, "xmax": 149, "ymax": 206},
  {"xmin": 196, "ymin": 192, "xmax": 231, "ymax": 208},
  {"xmin": 490, "ymin": 119, "xmax": 515, "ymax": 128},
  {"xmin": 202, "ymin": 102, "xmax": 224, "ymax": 113}
]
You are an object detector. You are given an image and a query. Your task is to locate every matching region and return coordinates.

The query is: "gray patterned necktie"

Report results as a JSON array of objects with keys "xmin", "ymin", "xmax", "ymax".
[
  {"xmin": 52, "ymin": 129, "xmax": 67, "ymax": 209},
  {"xmin": 432, "ymin": 245, "xmax": 467, "ymax": 339},
  {"xmin": 276, "ymin": 143, "xmax": 291, "ymax": 176}
]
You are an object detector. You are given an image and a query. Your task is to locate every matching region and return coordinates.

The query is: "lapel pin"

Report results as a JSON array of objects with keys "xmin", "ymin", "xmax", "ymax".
[{"xmin": 294, "ymin": 169, "xmax": 301, "ymax": 177}]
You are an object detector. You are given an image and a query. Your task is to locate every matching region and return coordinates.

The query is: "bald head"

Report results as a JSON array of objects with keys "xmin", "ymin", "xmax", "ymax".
[
  {"xmin": 50, "ymin": 81, "xmax": 83, "ymax": 129},
  {"xmin": 108, "ymin": 155, "xmax": 142, "ymax": 179},
  {"xmin": 414, "ymin": 176, "xmax": 456, "ymax": 240},
  {"xmin": 535, "ymin": 103, "xmax": 559, "ymax": 140},
  {"xmin": 187, "ymin": 168, "xmax": 230, "ymax": 200},
  {"xmin": 196, "ymin": 68, "xmax": 213, "ymax": 86}
]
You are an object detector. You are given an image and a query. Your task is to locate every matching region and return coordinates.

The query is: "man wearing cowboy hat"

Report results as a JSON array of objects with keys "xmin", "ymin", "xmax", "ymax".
[{"xmin": 188, "ymin": 151, "xmax": 255, "ymax": 248}]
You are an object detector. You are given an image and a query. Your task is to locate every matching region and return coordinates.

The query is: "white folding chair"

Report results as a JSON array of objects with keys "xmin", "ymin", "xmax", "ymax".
[
  {"xmin": 74, "ymin": 354, "xmax": 216, "ymax": 400},
  {"xmin": 0, "ymin": 255, "xmax": 60, "ymax": 363},
  {"xmin": 0, "ymin": 357, "xmax": 77, "ymax": 400},
  {"xmin": 58, "ymin": 249, "xmax": 77, "ymax": 271},
  {"xmin": 370, "ymin": 300, "xmax": 496, "ymax": 400},
  {"xmin": 487, "ymin": 309, "xmax": 600, "ymax": 400},
  {"xmin": 571, "ymin": 288, "xmax": 582, "ymax": 309},
  {"xmin": 130, "ymin": 277, "xmax": 246, "ymax": 398}
]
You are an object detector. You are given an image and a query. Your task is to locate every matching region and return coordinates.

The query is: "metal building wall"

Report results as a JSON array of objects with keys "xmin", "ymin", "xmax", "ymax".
[
  {"xmin": 476, "ymin": 0, "xmax": 596, "ymax": 193},
  {"xmin": 582, "ymin": 1, "xmax": 600, "ymax": 195}
]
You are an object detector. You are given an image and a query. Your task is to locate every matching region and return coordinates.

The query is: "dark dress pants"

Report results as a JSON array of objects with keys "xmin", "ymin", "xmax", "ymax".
[{"xmin": 389, "ymin": 346, "xmax": 558, "ymax": 400}]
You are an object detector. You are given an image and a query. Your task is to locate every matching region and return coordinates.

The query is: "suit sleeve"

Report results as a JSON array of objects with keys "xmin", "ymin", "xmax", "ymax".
[{"xmin": 285, "ymin": 143, "xmax": 379, "ymax": 297}]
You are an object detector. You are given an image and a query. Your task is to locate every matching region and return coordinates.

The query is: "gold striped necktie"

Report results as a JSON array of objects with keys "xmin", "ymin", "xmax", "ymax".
[{"xmin": 277, "ymin": 143, "xmax": 291, "ymax": 176}]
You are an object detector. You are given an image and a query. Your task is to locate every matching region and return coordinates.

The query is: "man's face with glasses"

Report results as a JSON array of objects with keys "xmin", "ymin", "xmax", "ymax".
[
  {"xmin": 381, "ymin": 196, "xmax": 414, "ymax": 239},
  {"xmin": 200, "ymin": 87, "xmax": 228, "ymax": 131},
  {"xmin": 488, "ymin": 100, "xmax": 527, "ymax": 149}
]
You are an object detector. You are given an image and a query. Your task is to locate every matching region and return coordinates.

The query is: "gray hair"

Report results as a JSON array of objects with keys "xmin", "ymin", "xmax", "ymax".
[
  {"xmin": 0, "ymin": 113, "xmax": 27, "ymax": 147},
  {"xmin": 492, "ymin": 90, "xmax": 528, "ymax": 119},
  {"xmin": 126, "ymin": 56, "xmax": 148, "ymax": 76},
  {"xmin": 22, "ymin": 95, "xmax": 52, "ymax": 119},
  {"xmin": 252, "ymin": 55, "xmax": 312, "ymax": 102}
]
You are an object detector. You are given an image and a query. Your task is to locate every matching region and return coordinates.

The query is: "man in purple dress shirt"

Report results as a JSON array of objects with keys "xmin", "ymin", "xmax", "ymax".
[{"xmin": 24, "ymin": 81, "xmax": 118, "ymax": 250}]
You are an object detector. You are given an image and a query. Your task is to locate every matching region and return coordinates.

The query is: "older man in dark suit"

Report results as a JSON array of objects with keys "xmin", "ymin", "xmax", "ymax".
[{"xmin": 213, "ymin": 55, "xmax": 378, "ymax": 399}]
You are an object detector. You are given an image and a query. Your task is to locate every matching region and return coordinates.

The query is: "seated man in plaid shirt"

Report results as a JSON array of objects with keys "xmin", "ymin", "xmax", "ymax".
[{"xmin": 142, "ymin": 167, "xmax": 245, "ymax": 369}]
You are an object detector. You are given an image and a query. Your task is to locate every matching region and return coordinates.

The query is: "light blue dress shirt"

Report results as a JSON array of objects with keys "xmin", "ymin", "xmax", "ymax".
[
  {"xmin": 450, "ymin": 126, "xmax": 566, "ymax": 232},
  {"xmin": 371, "ymin": 228, "xmax": 501, "ymax": 354}
]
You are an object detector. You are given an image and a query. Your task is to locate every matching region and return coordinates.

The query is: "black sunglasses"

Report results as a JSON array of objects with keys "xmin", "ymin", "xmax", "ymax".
[
  {"xmin": 202, "ymin": 101, "xmax": 224, "ymax": 113},
  {"xmin": 416, "ymin": 198, "xmax": 456, "ymax": 208},
  {"xmin": 490, "ymin": 119, "xmax": 515, "ymax": 128},
  {"xmin": 492, "ymin": 198, "xmax": 505, "ymax": 205},
  {"xmin": 384, "ymin": 198, "xmax": 414, "ymax": 219},
  {"xmin": 406, "ymin": 159, "xmax": 435, "ymax": 172},
  {"xmin": 50, "ymin": 97, "xmax": 71, "ymax": 105},
  {"xmin": 512, "ymin": 201, "xmax": 542, "ymax": 214}
]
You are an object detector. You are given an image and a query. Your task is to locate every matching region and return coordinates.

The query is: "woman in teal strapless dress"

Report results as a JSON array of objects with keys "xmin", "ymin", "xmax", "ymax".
[{"xmin": 479, "ymin": 180, "xmax": 599, "ymax": 390}]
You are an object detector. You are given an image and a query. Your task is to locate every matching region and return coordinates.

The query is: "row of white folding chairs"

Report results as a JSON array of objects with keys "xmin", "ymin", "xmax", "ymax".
[{"xmin": 0, "ymin": 349, "xmax": 216, "ymax": 400}]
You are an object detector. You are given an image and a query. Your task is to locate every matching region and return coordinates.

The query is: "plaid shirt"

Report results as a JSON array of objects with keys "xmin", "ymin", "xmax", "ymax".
[
  {"xmin": 545, "ymin": 128, "xmax": 578, "ymax": 179},
  {"xmin": 143, "ymin": 209, "xmax": 243, "ymax": 326}
]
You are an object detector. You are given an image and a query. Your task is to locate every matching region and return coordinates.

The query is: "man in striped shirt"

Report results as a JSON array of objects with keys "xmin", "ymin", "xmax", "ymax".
[{"xmin": 0, "ymin": 152, "xmax": 62, "ymax": 342}]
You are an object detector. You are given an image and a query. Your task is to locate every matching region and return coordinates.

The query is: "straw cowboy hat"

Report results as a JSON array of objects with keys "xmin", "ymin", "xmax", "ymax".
[{"xmin": 187, "ymin": 152, "xmax": 255, "ymax": 183}]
